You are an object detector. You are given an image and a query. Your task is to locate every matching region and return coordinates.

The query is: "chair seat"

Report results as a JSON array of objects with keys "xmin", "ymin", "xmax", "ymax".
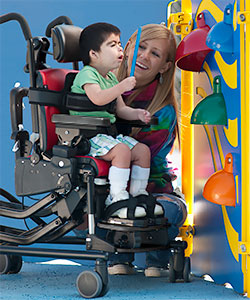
[{"xmin": 76, "ymin": 155, "xmax": 110, "ymax": 177}]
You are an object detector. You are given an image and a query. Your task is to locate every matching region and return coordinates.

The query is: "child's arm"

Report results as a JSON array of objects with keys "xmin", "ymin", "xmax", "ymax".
[
  {"xmin": 116, "ymin": 96, "xmax": 151, "ymax": 123},
  {"xmin": 83, "ymin": 77, "xmax": 136, "ymax": 106}
]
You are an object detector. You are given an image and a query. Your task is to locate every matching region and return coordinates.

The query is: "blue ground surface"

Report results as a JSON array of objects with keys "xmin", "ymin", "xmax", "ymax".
[{"xmin": 0, "ymin": 261, "xmax": 245, "ymax": 300}]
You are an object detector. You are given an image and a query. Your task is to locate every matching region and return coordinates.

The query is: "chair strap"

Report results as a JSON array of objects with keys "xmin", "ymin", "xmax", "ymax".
[{"xmin": 105, "ymin": 197, "xmax": 143, "ymax": 220}]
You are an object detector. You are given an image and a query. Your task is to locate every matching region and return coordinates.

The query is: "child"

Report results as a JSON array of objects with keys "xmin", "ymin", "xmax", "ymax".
[{"xmin": 71, "ymin": 22, "xmax": 163, "ymax": 219}]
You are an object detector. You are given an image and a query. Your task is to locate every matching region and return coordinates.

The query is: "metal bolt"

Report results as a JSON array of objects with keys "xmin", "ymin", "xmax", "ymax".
[
  {"xmin": 240, "ymin": 244, "xmax": 247, "ymax": 252},
  {"xmin": 239, "ymin": 14, "xmax": 246, "ymax": 22},
  {"xmin": 58, "ymin": 161, "xmax": 64, "ymax": 167}
]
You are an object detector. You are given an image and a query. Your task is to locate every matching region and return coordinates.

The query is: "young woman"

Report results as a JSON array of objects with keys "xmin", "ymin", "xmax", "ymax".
[{"xmin": 108, "ymin": 23, "xmax": 187, "ymax": 277}]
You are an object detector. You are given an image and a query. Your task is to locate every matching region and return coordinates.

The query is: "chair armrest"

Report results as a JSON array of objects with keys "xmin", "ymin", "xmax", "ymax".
[
  {"xmin": 115, "ymin": 116, "xmax": 158, "ymax": 127},
  {"xmin": 52, "ymin": 114, "xmax": 111, "ymax": 129},
  {"xmin": 115, "ymin": 117, "xmax": 158, "ymax": 136},
  {"xmin": 52, "ymin": 114, "xmax": 114, "ymax": 145}
]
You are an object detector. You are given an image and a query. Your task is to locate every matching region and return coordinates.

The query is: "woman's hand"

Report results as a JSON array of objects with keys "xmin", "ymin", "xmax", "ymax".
[{"xmin": 137, "ymin": 109, "xmax": 151, "ymax": 124}]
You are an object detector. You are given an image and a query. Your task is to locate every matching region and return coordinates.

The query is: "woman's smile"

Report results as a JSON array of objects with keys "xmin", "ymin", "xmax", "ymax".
[{"xmin": 135, "ymin": 61, "xmax": 149, "ymax": 70}]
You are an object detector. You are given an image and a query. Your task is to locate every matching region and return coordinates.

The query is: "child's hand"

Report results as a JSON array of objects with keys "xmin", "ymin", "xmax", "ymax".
[
  {"xmin": 137, "ymin": 109, "xmax": 151, "ymax": 124},
  {"xmin": 120, "ymin": 76, "xmax": 136, "ymax": 92}
]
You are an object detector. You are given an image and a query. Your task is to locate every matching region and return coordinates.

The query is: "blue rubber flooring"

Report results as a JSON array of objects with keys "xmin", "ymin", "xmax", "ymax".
[{"xmin": 0, "ymin": 260, "xmax": 244, "ymax": 300}]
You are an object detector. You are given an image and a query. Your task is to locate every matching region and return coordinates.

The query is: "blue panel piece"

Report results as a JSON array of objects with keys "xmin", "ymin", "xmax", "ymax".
[{"xmin": 191, "ymin": 0, "xmax": 244, "ymax": 295}]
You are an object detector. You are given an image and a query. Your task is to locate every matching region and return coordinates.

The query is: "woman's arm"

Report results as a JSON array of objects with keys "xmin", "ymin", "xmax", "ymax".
[
  {"xmin": 134, "ymin": 106, "xmax": 177, "ymax": 193},
  {"xmin": 84, "ymin": 77, "xmax": 136, "ymax": 106},
  {"xmin": 134, "ymin": 105, "xmax": 176, "ymax": 158}
]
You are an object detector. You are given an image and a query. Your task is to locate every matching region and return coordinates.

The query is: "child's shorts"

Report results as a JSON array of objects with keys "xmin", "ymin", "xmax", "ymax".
[{"xmin": 88, "ymin": 134, "xmax": 138, "ymax": 157}]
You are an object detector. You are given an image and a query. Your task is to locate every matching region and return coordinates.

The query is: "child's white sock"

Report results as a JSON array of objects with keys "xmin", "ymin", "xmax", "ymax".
[
  {"xmin": 106, "ymin": 166, "xmax": 146, "ymax": 218},
  {"xmin": 130, "ymin": 165, "xmax": 163, "ymax": 216},
  {"xmin": 108, "ymin": 166, "xmax": 130, "ymax": 201},
  {"xmin": 129, "ymin": 165, "xmax": 150, "ymax": 197}
]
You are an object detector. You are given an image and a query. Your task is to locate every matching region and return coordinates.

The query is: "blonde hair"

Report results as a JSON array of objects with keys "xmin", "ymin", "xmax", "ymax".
[{"xmin": 117, "ymin": 24, "xmax": 179, "ymax": 140}]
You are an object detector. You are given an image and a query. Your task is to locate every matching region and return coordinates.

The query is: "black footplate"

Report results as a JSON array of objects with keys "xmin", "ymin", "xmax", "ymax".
[{"xmin": 98, "ymin": 216, "xmax": 169, "ymax": 229}]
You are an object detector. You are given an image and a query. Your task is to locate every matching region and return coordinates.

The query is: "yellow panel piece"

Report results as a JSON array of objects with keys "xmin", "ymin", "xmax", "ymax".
[
  {"xmin": 235, "ymin": 175, "xmax": 239, "ymax": 204},
  {"xmin": 214, "ymin": 52, "xmax": 237, "ymax": 89},
  {"xmin": 212, "ymin": 126, "xmax": 239, "ymax": 262},
  {"xmin": 213, "ymin": 126, "xmax": 225, "ymax": 167},
  {"xmin": 222, "ymin": 206, "xmax": 239, "ymax": 261},
  {"xmin": 180, "ymin": 0, "xmax": 194, "ymax": 255},
  {"xmin": 196, "ymin": 0, "xmax": 223, "ymax": 22},
  {"xmin": 223, "ymin": 118, "xmax": 238, "ymax": 148},
  {"xmin": 237, "ymin": 11, "xmax": 250, "ymax": 25},
  {"xmin": 202, "ymin": 62, "xmax": 213, "ymax": 88},
  {"xmin": 233, "ymin": 1, "xmax": 238, "ymax": 31},
  {"xmin": 240, "ymin": 0, "xmax": 250, "ymax": 294},
  {"xmin": 203, "ymin": 125, "xmax": 218, "ymax": 171},
  {"xmin": 239, "ymin": 242, "xmax": 250, "ymax": 255},
  {"xmin": 196, "ymin": 86, "xmax": 207, "ymax": 98}
]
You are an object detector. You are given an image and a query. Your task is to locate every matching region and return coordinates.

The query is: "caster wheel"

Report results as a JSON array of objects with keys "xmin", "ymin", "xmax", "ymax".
[
  {"xmin": 183, "ymin": 257, "xmax": 191, "ymax": 282},
  {"xmin": 99, "ymin": 282, "xmax": 109, "ymax": 297},
  {"xmin": 77, "ymin": 270, "xmax": 103, "ymax": 298},
  {"xmin": 9, "ymin": 255, "xmax": 22, "ymax": 274},
  {"xmin": 169, "ymin": 256, "xmax": 176, "ymax": 283},
  {"xmin": 0, "ymin": 254, "xmax": 11, "ymax": 274}
]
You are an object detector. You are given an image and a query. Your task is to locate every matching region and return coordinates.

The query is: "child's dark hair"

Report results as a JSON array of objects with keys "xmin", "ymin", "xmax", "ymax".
[{"xmin": 80, "ymin": 22, "xmax": 121, "ymax": 65}]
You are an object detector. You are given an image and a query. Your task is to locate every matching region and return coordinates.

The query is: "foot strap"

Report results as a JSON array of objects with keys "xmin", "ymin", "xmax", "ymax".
[
  {"xmin": 104, "ymin": 197, "xmax": 143, "ymax": 220},
  {"xmin": 136, "ymin": 194, "xmax": 164, "ymax": 218}
]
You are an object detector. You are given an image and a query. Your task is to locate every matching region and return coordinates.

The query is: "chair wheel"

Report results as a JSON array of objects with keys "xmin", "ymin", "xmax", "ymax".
[
  {"xmin": 99, "ymin": 281, "xmax": 109, "ymax": 297},
  {"xmin": 77, "ymin": 270, "xmax": 104, "ymax": 298},
  {"xmin": 169, "ymin": 256, "xmax": 176, "ymax": 283},
  {"xmin": 183, "ymin": 257, "xmax": 191, "ymax": 282},
  {"xmin": 9, "ymin": 255, "xmax": 23, "ymax": 274},
  {"xmin": 0, "ymin": 254, "xmax": 12, "ymax": 274},
  {"xmin": 0, "ymin": 254, "xmax": 23, "ymax": 275}
]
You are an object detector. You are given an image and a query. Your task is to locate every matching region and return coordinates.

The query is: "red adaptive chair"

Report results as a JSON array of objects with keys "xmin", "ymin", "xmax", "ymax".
[{"xmin": 0, "ymin": 14, "xmax": 189, "ymax": 299}]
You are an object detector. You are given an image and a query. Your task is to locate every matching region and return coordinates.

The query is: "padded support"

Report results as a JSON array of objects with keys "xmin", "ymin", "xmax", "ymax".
[{"xmin": 51, "ymin": 25, "xmax": 83, "ymax": 63}]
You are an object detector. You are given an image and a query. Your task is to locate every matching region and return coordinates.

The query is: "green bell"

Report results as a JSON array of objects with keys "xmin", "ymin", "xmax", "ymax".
[{"xmin": 191, "ymin": 76, "xmax": 228, "ymax": 126}]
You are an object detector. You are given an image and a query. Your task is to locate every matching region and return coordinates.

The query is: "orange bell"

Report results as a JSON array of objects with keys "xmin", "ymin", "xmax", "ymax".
[
  {"xmin": 203, "ymin": 153, "xmax": 236, "ymax": 206},
  {"xmin": 175, "ymin": 12, "xmax": 213, "ymax": 72}
]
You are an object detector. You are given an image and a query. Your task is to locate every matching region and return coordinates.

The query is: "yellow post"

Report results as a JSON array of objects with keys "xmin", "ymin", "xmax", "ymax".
[
  {"xmin": 180, "ymin": 0, "xmax": 194, "ymax": 256},
  {"xmin": 239, "ymin": 0, "xmax": 250, "ymax": 296}
]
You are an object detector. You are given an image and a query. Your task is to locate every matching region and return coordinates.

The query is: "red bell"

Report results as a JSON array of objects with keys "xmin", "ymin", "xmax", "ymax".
[{"xmin": 175, "ymin": 12, "xmax": 213, "ymax": 72}]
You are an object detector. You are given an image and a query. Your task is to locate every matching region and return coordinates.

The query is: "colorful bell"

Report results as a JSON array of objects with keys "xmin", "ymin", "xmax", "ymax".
[
  {"xmin": 191, "ymin": 76, "xmax": 228, "ymax": 125},
  {"xmin": 175, "ymin": 12, "xmax": 213, "ymax": 72},
  {"xmin": 206, "ymin": 4, "xmax": 234, "ymax": 53},
  {"xmin": 203, "ymin": 153, "xmax": 236, "ymax": 207}
]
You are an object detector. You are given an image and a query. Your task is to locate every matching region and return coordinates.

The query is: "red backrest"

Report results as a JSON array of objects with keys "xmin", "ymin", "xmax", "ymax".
[{"xmin": 38, "ymin": 68, "xmax": 78, "ymax": 150}]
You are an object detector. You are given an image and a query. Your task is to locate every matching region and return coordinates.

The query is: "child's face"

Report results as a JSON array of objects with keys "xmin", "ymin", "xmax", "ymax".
[{"xmin": 97, "ymin": 33, "xmax": 123, "ymax": 71}]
